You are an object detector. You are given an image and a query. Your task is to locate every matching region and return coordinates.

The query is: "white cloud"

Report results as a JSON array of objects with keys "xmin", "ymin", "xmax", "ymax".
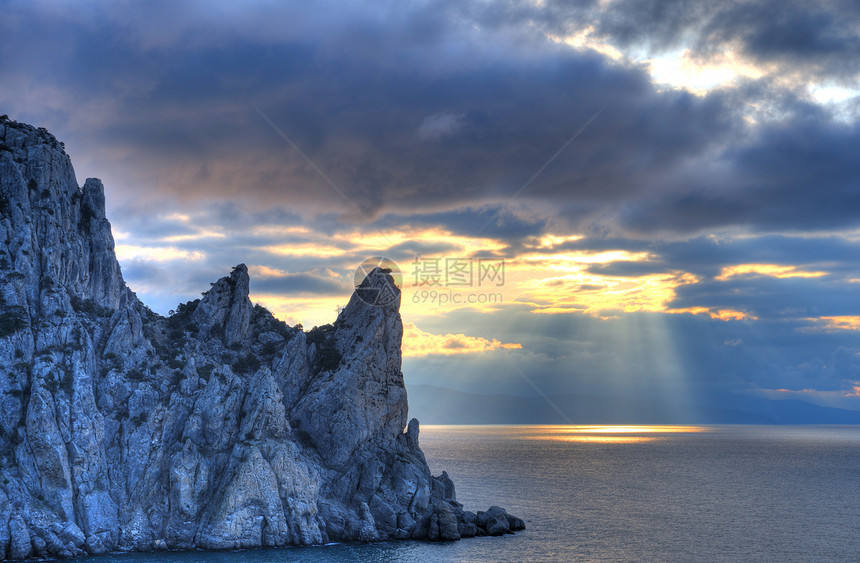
[{"xmin": 417, "ymin": 111, "xmax": 464, "ymax": 140}]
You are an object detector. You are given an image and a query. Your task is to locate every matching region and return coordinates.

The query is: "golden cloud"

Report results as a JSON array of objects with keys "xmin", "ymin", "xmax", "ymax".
[
  {"xmin": 262, "ymin": 243, "xmax": 346, "ymax": 257},
  {"xmin": 817, "ymin": 316, "xmax": 860, "ymax": 331},
  {"xmin": 716, "ymin": 263, "xmax": 827, "ymax": 281},
  {"xmin": 402, "ymin": 321, "xmax": 522, "ymax": 357}
]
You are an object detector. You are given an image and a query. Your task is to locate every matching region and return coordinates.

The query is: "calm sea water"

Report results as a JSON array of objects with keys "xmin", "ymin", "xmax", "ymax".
[{"xmin": 72, "ymin": 425, "xmax": 860, "ymax": 563}]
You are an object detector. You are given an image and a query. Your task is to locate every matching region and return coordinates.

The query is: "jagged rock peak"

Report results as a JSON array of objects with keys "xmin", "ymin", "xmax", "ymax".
[
  {"xmin": 349, "ymin": 266, "xmax": 401, "ymax": 314},
  {"xmin": 0, "ymin": 116, "xmax": 129, "ymax": 313},
  {"xmin": 191, "ymin": 263, "xmax": 253, "ymax": 345},
  {"xmin": 290, "ymin": 263, "xmax": 407, "ymax": 467}
]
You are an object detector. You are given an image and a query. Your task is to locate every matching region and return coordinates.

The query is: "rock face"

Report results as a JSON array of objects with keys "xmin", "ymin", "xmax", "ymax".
[{"xmin": 0, "ymin": 117, "xmax": 523, "ymax": 559}]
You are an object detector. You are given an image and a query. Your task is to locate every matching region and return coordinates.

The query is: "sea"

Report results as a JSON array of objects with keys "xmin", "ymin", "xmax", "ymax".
[{"xmin": 71, "ymin": 425, "xmax": 860, "ymax": 563}]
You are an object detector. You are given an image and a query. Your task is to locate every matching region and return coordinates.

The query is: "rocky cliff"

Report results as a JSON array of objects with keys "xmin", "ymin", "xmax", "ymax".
[{"xmin": 0, "ymin": 117, "xmax": 523, "ymax": 560}]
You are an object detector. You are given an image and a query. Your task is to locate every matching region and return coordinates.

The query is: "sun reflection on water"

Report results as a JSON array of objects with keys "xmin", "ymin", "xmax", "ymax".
[{"xmin": 524, "ymin": 425, "xmax": 709, "ymax": 444}]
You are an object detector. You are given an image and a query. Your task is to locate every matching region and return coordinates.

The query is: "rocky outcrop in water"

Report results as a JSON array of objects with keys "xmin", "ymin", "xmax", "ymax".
[{"xmin": 0, "ymin": 117, "xmax": 522, "ymax": 560}]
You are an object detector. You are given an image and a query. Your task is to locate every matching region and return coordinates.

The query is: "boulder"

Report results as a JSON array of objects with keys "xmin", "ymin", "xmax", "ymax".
[{"xmin": 477, "ymin": 506, "xmax": 513, "ymax": 536}]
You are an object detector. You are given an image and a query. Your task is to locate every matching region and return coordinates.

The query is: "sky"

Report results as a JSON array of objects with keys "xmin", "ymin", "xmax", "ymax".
[{"xmin": 2, "ymin": 0, "xmax": 860, "ymax": 417}]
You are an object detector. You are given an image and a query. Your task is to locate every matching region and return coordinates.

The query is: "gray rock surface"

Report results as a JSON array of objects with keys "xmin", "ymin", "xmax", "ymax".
[
  {"xmin": 477, "ymin": 505, "xmax": 514, "ymax": 536},
  {"xmin": 0, "ymin": 117, "xmax": 523, "ymax": 559}
]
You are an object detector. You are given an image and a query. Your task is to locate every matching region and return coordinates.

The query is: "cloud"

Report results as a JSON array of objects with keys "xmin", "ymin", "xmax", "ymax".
[
  {"xmin": 374, "ymin": 206, "xmax": 548, "ymax": 243},
  {"xmin": 747, "ymin": 386, "xmax": 860, "ymax": 411},
  {"xmin": 471, "ymin": 0, "xmax": 860, "ymax": 84},
  {"xmin": 417, "ymin": 111, "xmax": 464, "ymax": 140},
  {"xmin": 115, "ymin": 244, "xmax": 206, "ymax": 263},
  {"xmin": 715, "ymin": 264, "xmax": 828, "ymax": 281},
  {"xmin": 5, "ymin": 0, "xmax": 860, "ymax": 417},
  {"xmin": 404, "ymin": 305, "xmax": 860, "ymax": 407},
  {"xmin": 402, "ymin": 321, "xmax": 522, "ymax": 357},
  {"xmin": 382, "ymin": 240, "xmax": 462, "ymax": 261},
  {"xmin": 0, "ymin": 1, "xmax": 733, "ymax": 229},
  {"xmin": 669, "ymin": 273, "xmax": 860, "ymax": 321},
  {"xmin": 7, "ymin": 1, "xmax": 859, "ymax": 239},
  {"xmin": 619, "ymin": 103, "xmax": 860, "ymax": 235},
  {"xmin": 813, "ymin": 316, "xmax": 860, "ymax": 332}
]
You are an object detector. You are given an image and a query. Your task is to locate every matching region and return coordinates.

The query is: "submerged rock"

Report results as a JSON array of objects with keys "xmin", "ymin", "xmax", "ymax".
[{"xmin": 0, "ymin": 117, "xmax": 523, "ymax": 559}]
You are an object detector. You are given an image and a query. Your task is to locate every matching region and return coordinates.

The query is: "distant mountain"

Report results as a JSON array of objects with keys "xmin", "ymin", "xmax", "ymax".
[{"xmin": 406, "ymin": 384, "xmax": 860, "ymax": 425}]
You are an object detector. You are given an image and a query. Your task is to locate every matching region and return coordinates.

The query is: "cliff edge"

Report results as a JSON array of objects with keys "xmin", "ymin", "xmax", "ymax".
[{"xmin": 0, "ymin": 117, "xmax": 523, "ymax": 560}]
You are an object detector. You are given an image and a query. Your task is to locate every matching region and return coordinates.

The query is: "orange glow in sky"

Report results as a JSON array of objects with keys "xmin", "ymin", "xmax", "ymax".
[
  {"xmin": 716, "ymin": 263, "xmax": 828, "ymax": 280},
  {"xmin": 817, "ymin": 316, "xmax": 860, "ymax": 331},
  {"xmin": 116, "ymin": 218, "xmax": 851, "ymax": 348}
]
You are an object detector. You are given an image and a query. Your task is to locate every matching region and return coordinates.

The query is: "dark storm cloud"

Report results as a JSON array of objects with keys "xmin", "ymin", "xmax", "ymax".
[
  {"xmin": 619, "ymin": 98, "xmax": 860, "ymax": 235},
  {"xmin": 383, "ymin": 241, "xmax": 462, "ymax": 261},
  {"xmin": 0, "ymin": 1, "xmax": 729, "ymax": 230},
  {"xmin": 241, "ymin": 48, "xmax": 736, "ymax": 222},
  {"xmin": 4, "ymin": 1, "xmax": 858, "ymax": 237},
  {"xmin": 698, "ymin": 0, "xmax": 860, "ymax": 82},
  {"xmin": 373, "ymin": 206, "xmax": 548, "ymax": 242},
  {"xmin": 472, "ymin": 0, "xmax": 860, "ymax": 83}
]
